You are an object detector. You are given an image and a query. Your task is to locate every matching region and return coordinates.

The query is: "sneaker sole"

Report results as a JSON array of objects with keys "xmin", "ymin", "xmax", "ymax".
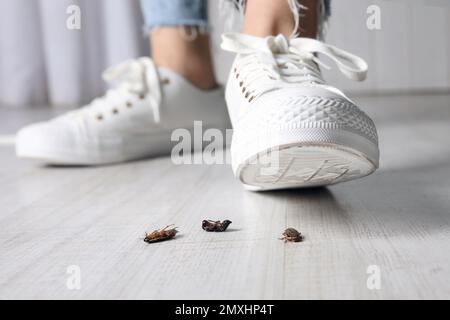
[
  {"xmin": 231, "ymin": 126, "xmax": 379, "ymax": 191},
  {"xmin": 236, "ymin": 142, "xmax": 377, "ymax": 191}
]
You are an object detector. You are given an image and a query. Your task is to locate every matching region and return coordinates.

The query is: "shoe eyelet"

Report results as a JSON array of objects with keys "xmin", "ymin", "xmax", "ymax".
[
  {"xmin": 96, "ymin": 114, "xmax": 104, "ymax": 121},
  {"xmin": 249, "ymin": 96, "xmax": 255, "ymax": 103},
  {"xmin": 139, "ymin": 93, "xmax": 145, "ymax": 100},
  {"xmin": 126, "ymin": 101, "xmax": 133, "ymax": 108},
  {"xmin": 161, "ymin": 78, "xmax": 170, "ymax": 85},
  {"xmin": 239, "ymin": 81, "xmax": 243, "ymax": 87},
  {"xmin": 112, "ymin": 108, "xmax": 119, "ymax": 115}
]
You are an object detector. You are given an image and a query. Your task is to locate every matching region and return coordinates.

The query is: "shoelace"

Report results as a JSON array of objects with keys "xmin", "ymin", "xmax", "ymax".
[
  {"xmin": 73, "ymin": 57, "xmax": 161, "ymax": 123},
  {"xmin": 221, "ymin": 33, "xmax": 368, "ymax": 99}
]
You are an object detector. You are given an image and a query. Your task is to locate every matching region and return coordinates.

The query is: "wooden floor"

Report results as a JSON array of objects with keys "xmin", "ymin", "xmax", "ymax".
[{"xmin": 1, "ymin": 94, "xmax": 450, "ymax": 299}]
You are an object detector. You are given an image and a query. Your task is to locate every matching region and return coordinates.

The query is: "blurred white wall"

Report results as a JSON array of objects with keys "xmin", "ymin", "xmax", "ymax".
[{"xmin": 0, "ymin": 0, "xmax": 147, "ymax": 107}]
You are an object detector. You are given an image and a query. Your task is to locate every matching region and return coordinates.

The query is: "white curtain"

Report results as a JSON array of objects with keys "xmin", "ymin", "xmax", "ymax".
[{"xmin": 0, "ymin": 0, "xmax": 147, "ymax": 108}]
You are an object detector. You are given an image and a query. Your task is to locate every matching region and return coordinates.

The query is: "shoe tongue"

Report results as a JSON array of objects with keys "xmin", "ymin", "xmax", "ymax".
[
  {"xmin": 267, "ymin": 34, "xmax": 290, "ymax": 54},
  {"xmin": 156, "ymin": 67, "xmax": 175, "ymax": 80},
  {"xmin": 157, "ymin": 67, "xmax": 191, "ymax": 87}
]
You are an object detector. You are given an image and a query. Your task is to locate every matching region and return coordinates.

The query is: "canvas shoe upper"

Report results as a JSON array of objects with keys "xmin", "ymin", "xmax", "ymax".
[
  {"xmin": 16, "ymin": 57, "xmax": 229, "ymax": 165},
  {"xmin": 221, "ymin": 33, "xmax": 379, "ymax": 190}
]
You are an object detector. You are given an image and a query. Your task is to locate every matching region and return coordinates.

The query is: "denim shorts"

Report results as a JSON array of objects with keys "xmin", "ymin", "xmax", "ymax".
[{"xmin": 140, "ymin": 0, "xmax": 331, "ymax": 36}]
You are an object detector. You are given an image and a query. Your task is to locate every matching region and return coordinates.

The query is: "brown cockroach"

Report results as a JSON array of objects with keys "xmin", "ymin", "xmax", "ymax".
[
  {"xmin": 202, "ymin": 220, "xmax": 232, "ymax": 232},
  {"xmin": 143, "ymin": 225, "xmax": 178, "ymax": 243},
  {"xmin": 279, "ymin": 228, "xmax": 303, "ymax": 243}
]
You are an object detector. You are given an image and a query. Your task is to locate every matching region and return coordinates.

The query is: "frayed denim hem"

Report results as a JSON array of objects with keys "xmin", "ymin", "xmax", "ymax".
[
  {"xmin": 140, "ymin": 0, "xmax": 209, "ymax": 34},
  {"xmin": 221, "ymin": 0, "xmax": 332, "ymax": 39},
  {"xmin": 142, "ymin": 20, "xmax": 210, "ymax": 36}
]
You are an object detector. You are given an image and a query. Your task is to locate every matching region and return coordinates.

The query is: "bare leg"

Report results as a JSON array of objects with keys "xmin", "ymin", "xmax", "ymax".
[
  {"xmin": 243, "ymin": 0, "xmax": 319, "ymax": 38},
  {"xmin": 150, "ymin": 27, "xmax": 217, "ymax": 90}
]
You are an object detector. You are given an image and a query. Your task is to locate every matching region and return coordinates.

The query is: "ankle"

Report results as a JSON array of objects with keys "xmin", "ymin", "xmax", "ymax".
[
  {"xmin": 242, "ymin": 0, "xmax": 319, "ymax": 39},
  {"xmin": 151, "ymin": 27, "xmax": 217, "ymax": 90},
  {"xmin": 243, "ymin": 0, "xmax": 294, "ymax": 37}
]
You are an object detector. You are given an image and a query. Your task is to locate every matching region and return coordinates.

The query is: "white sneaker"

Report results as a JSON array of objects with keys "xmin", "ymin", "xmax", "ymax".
[
  {"xmin": 16, "ymin": 57, "xmax": 229, "ymax": 165},
  {"xmin": 221, "ymin": 33, "xmax": 379, "ymax": 191}
]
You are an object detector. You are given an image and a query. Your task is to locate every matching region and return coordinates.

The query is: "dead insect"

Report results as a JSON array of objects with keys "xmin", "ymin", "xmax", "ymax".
[
  {"xmin": 143, "ymin": 225, "xmax": 178, "ymax": 243},
  {"xmin": 279, "ymin": 228, "xmax": 303, "ymax": 243},
  {"xmin": 202, "ymin": 220, "xmax": 232, "ymax": 232}
]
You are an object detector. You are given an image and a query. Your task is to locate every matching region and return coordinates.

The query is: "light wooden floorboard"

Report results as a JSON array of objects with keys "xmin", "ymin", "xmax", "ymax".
[{"xmin": 0, "ymin": 94, "xmax": 450, "ymax": 299}]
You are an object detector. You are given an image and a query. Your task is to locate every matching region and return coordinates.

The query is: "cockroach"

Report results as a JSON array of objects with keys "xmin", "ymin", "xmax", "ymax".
[
  {"xmin": 202, "ymin": 220, "xmax": 232, "ymax": 232},
  {"xmin": 279, "ymin": 228, "xmax": 303, "ymax": 243},
  {"xmin": 143, "ymin": 225, "xmax": 178, "ymax": 243}
]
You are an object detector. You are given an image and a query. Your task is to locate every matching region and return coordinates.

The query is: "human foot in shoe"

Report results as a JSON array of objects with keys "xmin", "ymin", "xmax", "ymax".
[
  {"xmin": 16, "ymin": 58, "xmax": 229, "ymax": 165},
  {"xmin": 221, "ymin": 33, "xmax": 379, "ymax": 191}
]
